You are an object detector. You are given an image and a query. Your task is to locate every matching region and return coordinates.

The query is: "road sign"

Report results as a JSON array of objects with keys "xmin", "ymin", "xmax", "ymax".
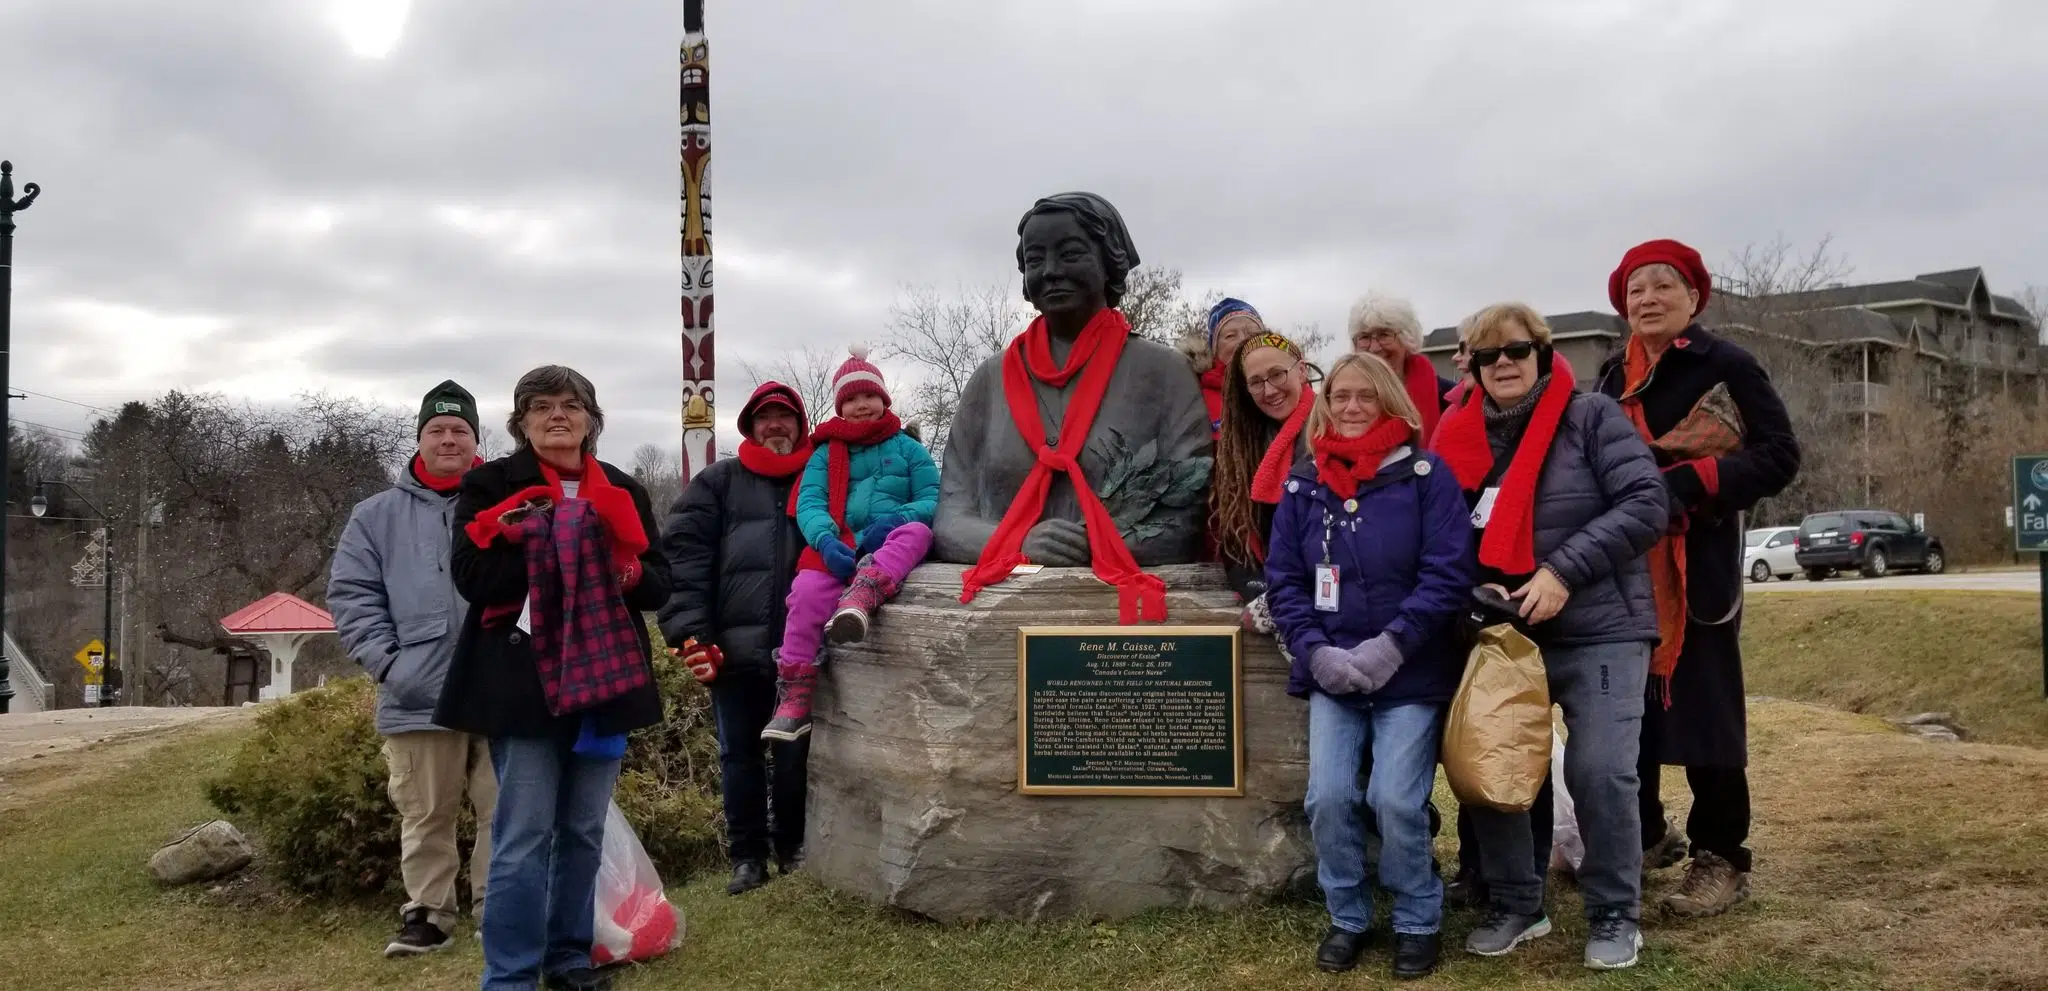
[
  {"xmin": 74, "ymin": 639, "xmax": 106, "ymax": 672},
  {"xmin": 2016, "ymin": 455, "xmax": 2048, "ymax": 553},
  {"xmin": 84, "ymin": 684, "xmax": 100, "ymax": 706}
]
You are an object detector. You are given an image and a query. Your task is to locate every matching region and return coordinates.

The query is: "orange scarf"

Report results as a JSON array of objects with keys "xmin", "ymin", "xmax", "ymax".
[{"xmin": 1619, "ymin": 335, "xmax": 1687, "ymax": 703}]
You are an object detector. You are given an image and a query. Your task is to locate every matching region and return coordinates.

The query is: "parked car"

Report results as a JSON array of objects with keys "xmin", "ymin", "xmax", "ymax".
[
  {"xmin": 1744, "ymin": 525, "xmax": 1800, "ymax": 583},
  {"xmin": 1792, "ymin": 509, "xmax": 1946, "ymax": 581}
]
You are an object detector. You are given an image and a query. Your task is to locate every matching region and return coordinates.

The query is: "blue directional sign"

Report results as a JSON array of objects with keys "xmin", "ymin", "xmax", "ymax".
[{"xmin": 2015, "ymin": 455, "xmax": 2048, "ymax": 552}]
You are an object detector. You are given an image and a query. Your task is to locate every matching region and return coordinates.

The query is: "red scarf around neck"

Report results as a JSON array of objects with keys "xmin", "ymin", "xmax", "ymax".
[
  {"xmin": 1400, "ymin": 352, "xmax": 1444, "ymax": 441},
  {"xmin": 960, "ymin": 309, "xmax": 1166, "ymax": 624},
  {"xmin": 466, "ymin": 453, "xmax": 647, "ymax": 561},
  {"xmin": 411, "ymin": 453, "xmax": 481, "ymax": 493},
  {"xmin": 1198, "ymin": 360, "xmax": 1228, "ymax": 437},
  {"xmin": 737, "ymin": 435, "xmax": 816, "ymax": 510},
  {"xmin": 1249, "ymin": 385, "xmax": 1314, "ymax": 505},
  {"xmin": 1431, "ymin": 354, "xmax": 1577, "ymax": 575},
  {"xmin": 1622, "ymin": 334, "xmax": 1689, "ymax": 702},
  {"xmin": 792, "ymin": 413, "xmax": 902, "ymax": 572},
  {"xmin": 1312, "ymin": 416, "xmax": 1414, "ymax": 499}
]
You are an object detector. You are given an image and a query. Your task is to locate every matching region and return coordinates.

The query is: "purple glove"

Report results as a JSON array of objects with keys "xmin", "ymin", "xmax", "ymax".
[{"xmin": 1345, "ymin": 634, "xmax": 1406, "ymax": 694}]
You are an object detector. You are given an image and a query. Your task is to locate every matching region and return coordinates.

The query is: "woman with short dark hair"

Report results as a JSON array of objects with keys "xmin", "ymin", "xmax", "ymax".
[{"xmin": 436, "ymin": 365, "xmax": 671, "ymax": 991}]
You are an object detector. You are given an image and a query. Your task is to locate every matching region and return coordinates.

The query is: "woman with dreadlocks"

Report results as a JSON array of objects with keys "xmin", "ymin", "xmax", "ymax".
[{"xmin": 1209, "ymin": 330, "xmax": 1315, "ymax": 630}]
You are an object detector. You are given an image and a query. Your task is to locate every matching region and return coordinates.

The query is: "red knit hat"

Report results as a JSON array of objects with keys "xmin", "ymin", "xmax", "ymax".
[
  {"xmin": 1608, "ymin": 238, "xmax": 1710, "ymax": 317},
  {"xmin": 831, "ymin": 345, "xmax": 891, "ymax": 410}
]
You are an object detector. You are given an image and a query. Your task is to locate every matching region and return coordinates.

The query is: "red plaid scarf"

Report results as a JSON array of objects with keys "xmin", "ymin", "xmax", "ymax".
[
  {"xmin": 792, "ymin": 412, "xmax": 902, "ymax": 573},
  {"xmin": 959, "ymin": 308, "xmax": 1166, "ymax": 624},
  {"xmin": 519, "ymin": 499, "xmax": 651, "ymax": 716}
]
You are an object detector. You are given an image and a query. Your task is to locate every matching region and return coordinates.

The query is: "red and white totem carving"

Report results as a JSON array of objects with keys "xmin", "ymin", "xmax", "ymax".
[{"xmin": 679, "ymin": 0, "xmax": 716, "ymax": 482}]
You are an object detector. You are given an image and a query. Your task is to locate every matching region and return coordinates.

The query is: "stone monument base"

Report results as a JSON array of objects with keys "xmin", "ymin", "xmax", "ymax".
[{"xmin": 805, "ymin": 563, "xmax": 1312, "ymax": 923}]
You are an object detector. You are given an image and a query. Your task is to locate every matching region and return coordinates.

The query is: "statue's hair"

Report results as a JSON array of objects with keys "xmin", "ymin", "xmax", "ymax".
[{"xmin": 1015, "ymin": 191, "xmax": 1141, "ymax": 308}]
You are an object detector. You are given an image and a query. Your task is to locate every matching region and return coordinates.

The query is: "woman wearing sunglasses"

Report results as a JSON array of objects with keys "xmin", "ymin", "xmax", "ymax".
[
  {"xmin": 1209, "ymin": 330, "xmax": 1317, "ymax": 630},
  {"xmin": 1430, "ymin": 304, "xmax": 1668, "ymax": 970}
]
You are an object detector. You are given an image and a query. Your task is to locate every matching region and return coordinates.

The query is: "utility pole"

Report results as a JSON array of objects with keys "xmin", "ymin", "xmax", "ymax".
[{"xmin": 0, "ymin": 160, "xmax": 45, "ymax": 715}]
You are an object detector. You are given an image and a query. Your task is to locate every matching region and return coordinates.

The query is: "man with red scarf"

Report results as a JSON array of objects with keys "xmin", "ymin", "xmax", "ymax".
[
  {"xmin": 658, "ymin": 381, "xmax": 816, "ymax": 896},
  {"xmin": 330, "ymin": 380, "xmax": 497, "ymax": 958}
]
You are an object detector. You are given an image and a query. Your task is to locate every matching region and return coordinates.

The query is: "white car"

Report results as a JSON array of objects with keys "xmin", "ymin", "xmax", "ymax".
[{"xmin": 1744, "ymin": 526, "xmax": 1800, "ymax": 583}]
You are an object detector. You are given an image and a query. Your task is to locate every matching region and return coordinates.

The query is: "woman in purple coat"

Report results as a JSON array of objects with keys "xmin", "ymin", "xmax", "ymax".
[{"xmin": 1266, "ymin": 352, "xmax": 1475, "ymax": 980}]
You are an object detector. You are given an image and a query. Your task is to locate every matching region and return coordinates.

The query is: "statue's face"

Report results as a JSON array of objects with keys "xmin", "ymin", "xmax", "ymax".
[{"xmin": 1019, "ymin": 211, "xmax": 1109, "ymax": 320}]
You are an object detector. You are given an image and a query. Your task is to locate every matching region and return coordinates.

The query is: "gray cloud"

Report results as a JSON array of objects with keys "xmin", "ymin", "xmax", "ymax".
[{"xmin": 3, "ymin": 0, "xmax": 2044, "ymax": 460}]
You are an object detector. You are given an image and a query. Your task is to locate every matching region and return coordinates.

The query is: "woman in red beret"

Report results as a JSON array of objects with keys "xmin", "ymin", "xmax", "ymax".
[{"xmin": 1595, "ymin": 239, "xmax": 1800, "ymax": 920}]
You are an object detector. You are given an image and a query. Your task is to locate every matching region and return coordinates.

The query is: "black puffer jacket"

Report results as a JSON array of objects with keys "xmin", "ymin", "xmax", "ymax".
[
  {"xmin": 656, "ymin": 456, "xmax": 804, "ymax": 679},
  {"xmin": 1475, "ymin": 389, "xmax": 1668, "ymax": 647}
]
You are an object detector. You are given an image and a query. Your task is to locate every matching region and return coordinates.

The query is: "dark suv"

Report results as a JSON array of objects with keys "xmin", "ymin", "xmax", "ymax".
[{"xmin": 1793, "ymin": 509, "xmax": 1945, "ymax": 581}]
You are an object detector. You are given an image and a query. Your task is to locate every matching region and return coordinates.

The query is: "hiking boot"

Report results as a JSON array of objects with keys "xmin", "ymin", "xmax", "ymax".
[
  {"xmin": 761, "ymin": 657, "xmax": 817, "ymax": 742},
  {"xmin": 1584, "ymin": 914, "xmax": 1643, "ymax": 970},
  {"xmin": 1463, "ymin": 909, "xmax": 1551, "ymax": 957},
  {"xmin": 1643, "ymin": 816, "xmax": 1688, "ymax": 873},
  {"xmin": 827, "ymin": 559, "xmax": 899, "ymax": 645},
  {"xmin": 726, "ymin": 859, "xmax": 768, "ymax": 895},
  {"xmin": 1314, "ymin": 926, "xmax": 1370, "ymax": 973},
  {"xmin": 384, "ymin": 907, "xmax": 452, "ymax": 957},
  {"xmin": 1663, "ymin": 850, "xmax": 1750, "ymax": 918},
  {"xmin": 1390, "ymin": 932, "xmax": 1441, "ymax": 980}
]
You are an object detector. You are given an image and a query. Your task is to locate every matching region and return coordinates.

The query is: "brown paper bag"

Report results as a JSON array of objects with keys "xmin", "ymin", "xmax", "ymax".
[{"xmin": 1442, "ymin": 624, "xmax": 1550, "ymax": 812}]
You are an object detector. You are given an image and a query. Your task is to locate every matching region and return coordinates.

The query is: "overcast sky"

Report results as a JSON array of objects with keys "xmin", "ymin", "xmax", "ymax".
[{"xmin": 4, "ymin": 0, "xmax": 2044, "ymax": 460}]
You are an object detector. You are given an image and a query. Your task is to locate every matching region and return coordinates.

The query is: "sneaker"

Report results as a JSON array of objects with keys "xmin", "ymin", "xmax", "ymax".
[
  {"xmin": 761, "ymin": 658, "xmax": 816, "ymax": 742},
  {"xmin": 1314, "ymin": 926, "xmax": 1370, "ymax": 973},
  {"xmin": 727, "ymin": 859, "xmax": 768, "ymax": 895},
  {"xmin": 384, "ymin": 907, "xmax": 452, "ymax": 957},
  {"xmin": 1662, "ymin": 850, "xmax": 1750, "ymax": 918},
  {"xmin": 1463, "ymin": 909, "xmax": 1551, "ymax": 957},
  {"xmin": 1643, "ymin": 816, "xmax": 1688, "ymax": 873},
  {"xmin": 1584, "ymin": 915, "xmax": 1643, "ymax": 970},
  {"xmin": 1390, "ymin": 932, "xmax": 1441, "ymax": 980}
]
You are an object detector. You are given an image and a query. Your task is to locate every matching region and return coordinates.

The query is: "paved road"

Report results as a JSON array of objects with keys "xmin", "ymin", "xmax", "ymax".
[
  {"xmin": 1749, "ymin": 569, "xmax": 2039, "ymax": 594},
  {"xmin": 0, "ymin": 706, "xmax": 250, "ymax": 766}
]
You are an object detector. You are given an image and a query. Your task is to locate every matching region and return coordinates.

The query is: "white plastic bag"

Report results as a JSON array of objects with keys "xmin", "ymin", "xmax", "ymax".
[
  {"xmin": 591, "ymin": 801, "xmax": 685, "ymax": 966},
  {"xmin": 1548, "ymin": 731, "xmax": 1585, "ymax": 875}
]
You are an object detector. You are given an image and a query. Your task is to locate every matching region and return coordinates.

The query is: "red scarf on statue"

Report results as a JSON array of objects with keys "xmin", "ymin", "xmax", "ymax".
[
  {"xmin": 792, "ymin": 413, "xmax": 902, "ymax": 573},
  {"xmin": 736, "ymin": 435, "xmax": 816, "ymax": 510},
  {"xmin": 959, "ymin": 309, "xmax": 1166, "ymax": 624},
  {"xmin": 1399, "ymin": 352, "xmax": 1444, "ymax": 442},
  {"xmin": 1431, "ymin": 355, "xmax": 1577, "ymax": 576},
  {"xmin": 1312, "ymin": 416, "xmax": 1414, "ymax": 499}
]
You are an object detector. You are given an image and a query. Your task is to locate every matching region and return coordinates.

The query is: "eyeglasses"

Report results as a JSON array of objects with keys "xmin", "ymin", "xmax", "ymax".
[
  {"xmin": 1471, "ymin": 342, "xmax": 1539, "ymax": 367},
  {"xmin": 1244, "ymin": 366, "xmax": 1300, "ymax": 394}
]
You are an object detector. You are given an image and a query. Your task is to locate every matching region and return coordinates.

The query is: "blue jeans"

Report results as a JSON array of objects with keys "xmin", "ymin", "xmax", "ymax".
[
  {"xmin": 481, "ymin": 735, "xmax": 622, "ymax": 991},
  {"xmin": 1306, "ymin": 693, "xmax": 1445, "ymax": 935}
]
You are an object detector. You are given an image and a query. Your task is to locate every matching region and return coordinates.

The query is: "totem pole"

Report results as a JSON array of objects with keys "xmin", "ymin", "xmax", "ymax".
[{"xmin": 679, "ymin": 0, "xmax": 716, "ymax": 481}]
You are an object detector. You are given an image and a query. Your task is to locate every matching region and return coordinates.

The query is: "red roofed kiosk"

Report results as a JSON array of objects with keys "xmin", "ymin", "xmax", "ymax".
[{"xmin": 220, "ymin": 593, "xmax": 335, "ymax": 702}]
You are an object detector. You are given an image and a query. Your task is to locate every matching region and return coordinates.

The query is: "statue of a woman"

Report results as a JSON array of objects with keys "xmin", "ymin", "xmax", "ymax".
[{"xmin": 934, "ymin": 192, "xmax": 1213, "ymax": 621}]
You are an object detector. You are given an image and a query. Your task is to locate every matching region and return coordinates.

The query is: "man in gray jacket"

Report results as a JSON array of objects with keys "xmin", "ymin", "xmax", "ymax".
[{"xmin": 329, "ymin": 380, "xmax": 497, "ymax": 958}]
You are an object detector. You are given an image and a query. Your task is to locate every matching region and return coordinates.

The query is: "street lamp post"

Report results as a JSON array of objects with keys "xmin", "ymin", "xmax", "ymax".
[
  {"xmin": 32, "ymin": 481, "xmax": 116, "ymax": 707},
  {"xmin": 0, "ymin": 161, "xmax": 44, "ymax": 714}
]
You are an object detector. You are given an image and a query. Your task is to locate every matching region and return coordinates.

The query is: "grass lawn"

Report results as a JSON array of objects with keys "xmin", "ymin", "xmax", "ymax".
[
  {"xmin": 5, "ymin": 590, "xmax": 2045, "ymax": 990},
  {"xmin": 1741, "ymin": 591, "xmax": 2048, "ymax": 747}
]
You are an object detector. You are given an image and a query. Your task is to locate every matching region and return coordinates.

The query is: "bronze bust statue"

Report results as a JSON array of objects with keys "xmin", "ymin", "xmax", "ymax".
[{"xmin": 935, "ymin": 193, "xmax": 1213, "ymax": 614}]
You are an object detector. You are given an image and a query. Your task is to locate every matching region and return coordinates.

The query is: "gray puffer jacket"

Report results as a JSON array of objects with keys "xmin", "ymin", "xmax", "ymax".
[
  {"xmin": 328, "ymin": 469, "xmax": 469, "ymax": 735},
  {"xmin": 1479, "ymin": 390, "xmax": 1666, "ymax": 647}
]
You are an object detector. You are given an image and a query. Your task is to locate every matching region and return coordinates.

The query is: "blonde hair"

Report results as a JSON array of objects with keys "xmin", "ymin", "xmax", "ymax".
[
  {"xmin": 1308, "ymin": 352, "xmax": 1422, "ymax": 442},
  {"xmin": 1458, "ymin": 303, "xmax": 1555, "ymax": 351},
  {"xmin": 1347, "ymin": 292, "xmax": 1425, "ymax": 351}
]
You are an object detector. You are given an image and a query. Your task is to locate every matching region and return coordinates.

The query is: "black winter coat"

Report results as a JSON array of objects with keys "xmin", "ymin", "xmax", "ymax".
[
  {"xmin": 1597, "ymin": 324, "xmax": 1801, "ymax": 766},
  {"xmin": 433, "ymin": 449, "xmax": 673, "ymax": 739},
  {"xmin": 1471, "ymin": 389, "xmax": 1668, "ymax": 647},
  {"xmin": 655, "ymin": 458, "xmax": 805, "ymax": 680}
]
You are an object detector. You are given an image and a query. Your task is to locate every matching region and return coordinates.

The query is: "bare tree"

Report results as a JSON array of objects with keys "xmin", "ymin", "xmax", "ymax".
[
  {"xmin": 631, "ymin": 443, "xmax": 684, "ymax": 514},
  {"xmin": 2018, "ymin": 285, "xmax": 2048, "ymax": 344},
  {"xmin": 736, "ymin": 345, "xmax": 842, "ymax": 428},
  {"xmin": 1121, "ymin": 266, "xmax": 1214, "ymax": 346},
  {"xmin": 881, "ymin": 281, "xmax": 1026, "ymax": 454},
  {"xmin": 478, "ymin": 424, "xmax": 509, "ymax": 461}
]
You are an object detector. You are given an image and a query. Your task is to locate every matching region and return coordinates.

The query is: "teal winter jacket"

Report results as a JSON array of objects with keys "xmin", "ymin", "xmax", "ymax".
[{"xmin": 796, "ymin": 432, "xmax": 940, "ymax": 550}]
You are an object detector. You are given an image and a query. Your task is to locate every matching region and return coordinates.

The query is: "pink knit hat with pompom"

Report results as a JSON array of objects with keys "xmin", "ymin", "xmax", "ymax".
[{"xmin": 831, "ymin": 345, "xmax": 890, "ymax": 410}]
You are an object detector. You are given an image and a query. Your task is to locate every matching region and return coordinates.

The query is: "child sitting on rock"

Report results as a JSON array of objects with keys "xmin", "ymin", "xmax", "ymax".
[{"xmin": 762, "ymin": 347, "xmax": 939, "ymax": 742}]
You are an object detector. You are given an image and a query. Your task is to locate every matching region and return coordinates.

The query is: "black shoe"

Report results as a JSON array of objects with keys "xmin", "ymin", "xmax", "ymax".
[
  {"xmin": 1315, "ymin": 926, "xmax": 1371, "ymax": 972},
  {"xmin": 1445, "ymin": 868, "xmax": 1488, "ymax": 909},
  {"xmin": 383, "ymin": 907, "xmax": 452, "ymax": 957},
  {"xmin": 727, "ymin": 859, "xmax": 769, "ymax": 895},
  {"xmin": 544, "ymin": 968, "xmax": 614, "ymax": 991},
  {"xmin": 1391, "ymin": 932, "xmax": 1441, "ymax": 980},
  {"xmin": 775, "ymin": 847, "xmax": 806, "ymax": 876}
]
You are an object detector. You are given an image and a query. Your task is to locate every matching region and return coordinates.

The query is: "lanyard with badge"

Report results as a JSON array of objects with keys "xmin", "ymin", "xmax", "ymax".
[{"xmin": 1314, "ymin": 494, "xmax": 1361, "ymax": 613}]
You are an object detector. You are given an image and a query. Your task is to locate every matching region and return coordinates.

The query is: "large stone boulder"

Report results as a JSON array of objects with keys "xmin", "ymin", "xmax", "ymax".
[
  {"xmin": 149, "ymin": 820, "xmax": 254, "ymax": 886},
  {"xmin": 806, "ymin": 563, "xmax": 1312, "ymax": 923}
]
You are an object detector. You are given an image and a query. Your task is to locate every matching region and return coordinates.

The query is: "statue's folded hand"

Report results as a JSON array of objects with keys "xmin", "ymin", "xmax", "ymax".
[{"xmin": 1021, "ymin": 519, "xmax": 1091, "ymax": 567}]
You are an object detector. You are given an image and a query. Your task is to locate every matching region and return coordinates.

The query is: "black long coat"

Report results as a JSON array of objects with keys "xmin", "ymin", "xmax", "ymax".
[
  {"xmin": 654, "ymin": 457, "xmax": 805, "ymax": 681},
  {"xmin": 1596, "ymin": 325, "xmax": 1801, "ymax": 767},
  {"xmin": 433, "ymin": 448, "xmax": 673, "ymax": 739}
]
